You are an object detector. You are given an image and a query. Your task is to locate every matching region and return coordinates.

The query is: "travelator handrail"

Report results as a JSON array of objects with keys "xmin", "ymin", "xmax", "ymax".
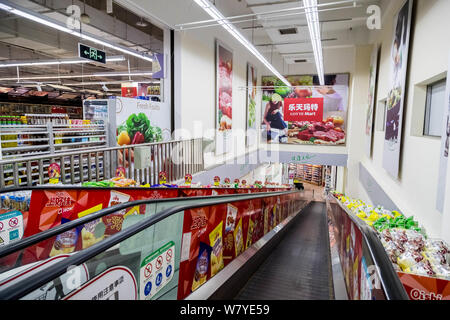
[
  {"xmin": 0, "ymin": 190, "xmax": 298, "ymax": 300},
  {"xmin": 0, "ymin": 189, "xmax": 291, "ymax": 259},
  {"xmin": 328, "ymin": 196, "xmax": 409, "ymax": 300}
]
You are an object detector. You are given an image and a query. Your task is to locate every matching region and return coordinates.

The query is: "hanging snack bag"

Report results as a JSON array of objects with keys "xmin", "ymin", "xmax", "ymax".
[
  {"xmin": 192, "ymin": 242, "xmax": 212, "ymax": 292},
  {"xmin": 234, "ymin": 218, "xmax": 244, "ymax": 257},
  {"xmin": 209, "ymin": 221, "xmax": 224, "ymax": 277},
  {"xmin": 49, "ymin": 223, "xmax": 80, "ymax": 257}
]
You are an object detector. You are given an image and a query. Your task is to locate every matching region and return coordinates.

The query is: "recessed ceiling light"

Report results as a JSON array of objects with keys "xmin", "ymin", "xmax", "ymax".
[{"xmin": 136, "ymin": 17, "xmax": 148, "ymax": 27}]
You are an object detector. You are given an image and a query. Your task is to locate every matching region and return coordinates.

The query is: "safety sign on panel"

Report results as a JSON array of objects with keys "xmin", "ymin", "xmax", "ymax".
[{"xmin": 140, "ymin": 241, "xmax": 175, "ymax": 300}]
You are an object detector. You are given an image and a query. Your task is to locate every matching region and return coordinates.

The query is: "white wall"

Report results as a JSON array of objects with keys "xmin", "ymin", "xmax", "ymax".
[{"xmin": 346, "ymin": 0, "xmax": 450, "ymax": 241}]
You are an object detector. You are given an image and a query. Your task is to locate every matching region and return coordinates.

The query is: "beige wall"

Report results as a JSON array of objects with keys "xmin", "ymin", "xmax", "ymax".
[{"xmin": 347, "ymin": 0, "xmax": 450, "ymax": 241}]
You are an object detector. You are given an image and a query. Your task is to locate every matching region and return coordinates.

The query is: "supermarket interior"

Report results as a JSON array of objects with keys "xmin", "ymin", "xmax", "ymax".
[{"xmin": 0, "ymin": 0, "xmax": 449, "ymax": 303}]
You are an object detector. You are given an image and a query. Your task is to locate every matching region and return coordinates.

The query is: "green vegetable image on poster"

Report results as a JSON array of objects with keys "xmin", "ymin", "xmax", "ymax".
[{"xmin": 117, "ymin": 112, "xmax": 162, "ymax": 146}]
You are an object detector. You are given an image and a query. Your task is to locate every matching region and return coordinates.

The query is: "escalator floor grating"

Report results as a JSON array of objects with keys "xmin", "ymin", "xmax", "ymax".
[{"xmin": 235, "ymin": 202, "xmax": 334, "ymax": 300}]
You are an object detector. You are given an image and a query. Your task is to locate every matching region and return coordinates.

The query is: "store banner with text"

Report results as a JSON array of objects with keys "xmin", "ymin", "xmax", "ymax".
[
  {"xmin": 261, "ymin": 73, "xmax": 348, "ymax": 145},
  {"xmin": 283, "ymin": 98, "xmax": 323, "ymax": 122}
]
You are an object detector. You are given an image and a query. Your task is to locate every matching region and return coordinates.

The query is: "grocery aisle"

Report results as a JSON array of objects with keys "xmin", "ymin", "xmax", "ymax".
[{"xmin": 235, "ymin": 202, "xmax": 334, "ymax": 300}]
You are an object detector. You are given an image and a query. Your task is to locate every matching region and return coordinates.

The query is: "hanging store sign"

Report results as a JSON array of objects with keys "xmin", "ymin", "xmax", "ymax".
[
  {"xmin": 283, "ymin": 97, "xmax": 324, "ymax": 122},
  {"xmin": 78, "ymin": 43, "xmax": 106, "ymax": 64}
]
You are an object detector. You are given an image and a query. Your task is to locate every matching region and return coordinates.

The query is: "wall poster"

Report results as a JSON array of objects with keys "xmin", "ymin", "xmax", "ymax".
[
  {"xmin": 216, "ymin": 40, "xmax": 233, "ymax": 155},
  {"xmin": 436, "ymin": 53, "xmax": 450, "ymax": 212},
  {"xmin": 246, "ymin": 63, "xmax": 257, "ymax": 147},
  {"xmin": 382, "ymin": 0, "xmax": 414, "ymax": 177},
  {"xmin": 261, "ymin": 74, "xmax": 349, "ymax": 145},
  {"xmin": 366, "ymin": 44, "xmax": 381, "ymax": 158}
]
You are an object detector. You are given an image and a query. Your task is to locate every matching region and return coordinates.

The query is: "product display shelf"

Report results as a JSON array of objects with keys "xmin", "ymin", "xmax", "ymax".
[{"xmin": 0, "ymin": 122, "xmax": 108, "ymax": 159}]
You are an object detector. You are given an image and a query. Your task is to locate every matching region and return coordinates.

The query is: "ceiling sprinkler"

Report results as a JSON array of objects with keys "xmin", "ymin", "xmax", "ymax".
[{"xmin": 136, "ymin": 17, "xmax": 148, "ymax": 27}]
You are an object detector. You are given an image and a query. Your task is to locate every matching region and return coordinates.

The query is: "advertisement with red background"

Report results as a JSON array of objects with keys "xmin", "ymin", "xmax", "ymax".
[
  {"xmin": 398, "ymin": 272, "xmax": 450, "ymax": 300},
  {"xmin": 283, "ymin": 98, "xmax": 324, "ymax": 122},
  {"xmin": 177, "ymin": 193, "xmax": 298, "ymax": 300},
  {"xmin": 1, "ymin": 187, "xmax": 286, "ymax": 267}
]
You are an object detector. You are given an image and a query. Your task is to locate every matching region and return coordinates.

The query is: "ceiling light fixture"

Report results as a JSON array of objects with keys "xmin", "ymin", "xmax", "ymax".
[
  {"xmin": 192, "ymin": 0, "xmax": 290, "ymax": 86},
  {"xmin": 0, "ymin": 55, "xmax": 125, "ymax": 68},
  {"xmin": 303, "ymin": 0, "xmax": 325, "ymax": 85},
  {"xmin": 0, "ymin": 1, "xmax": 154, "ymax": 63},
  {"xmin": 0, "ymin": 71, "xmax": 153, "ymax": 81},
  {"xmin": 136, "ymin": 17, "xmax": 148, "ymax": 27}
]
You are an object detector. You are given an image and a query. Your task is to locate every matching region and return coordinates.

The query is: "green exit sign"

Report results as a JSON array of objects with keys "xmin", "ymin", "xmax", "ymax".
[{"xmin": 78, "ymin": 43, "xmax": 106, "ymax": 64}]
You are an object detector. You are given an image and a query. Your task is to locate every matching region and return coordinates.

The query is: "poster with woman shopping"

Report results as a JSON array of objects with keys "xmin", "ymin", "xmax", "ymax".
[
  {"xmin": 382, "ymin": 0, "xmax": 414, "ymax": 178},
  {"xmin": 260, "ymin": 74, "xmax": 349, "ymax": 145}
]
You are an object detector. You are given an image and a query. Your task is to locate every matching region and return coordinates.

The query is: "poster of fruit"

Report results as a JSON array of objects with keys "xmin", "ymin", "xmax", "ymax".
[
  {"xmin": 436, "ymin": 54, "xmax": 450, "ymax": 212},
  {"xmin": 382, "ymin": 0, "xmax": 413, "ymax": 178},
  {"xmin": 116, "ymin": 96, "xmax": 171, "ymax": 146},
  {"xmin": 246, "ymin": 63, "xmax": 257, "ymax": 147},
  {"xmin": 216, "ymin": 40, "xmax": 233, "ymax": 155},
  {"xmin": 365, "ymin": 45, "xmax": 380, "ymax": 158},
  {"xmin": 261, "ymin": 74, "xmax": 349, "ymax": 145}
]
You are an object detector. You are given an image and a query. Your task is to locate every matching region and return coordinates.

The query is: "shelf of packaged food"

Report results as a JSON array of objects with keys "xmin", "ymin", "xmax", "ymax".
[
  {"xmin": 0, "ymin": 137, "xmax": 50, "ymax": 143},
  {"xmin": 1, "ymin": 145, "xmax": 50, "ymax": 152},
  {"xmin": 52, "ymin": 129, "xmax": 106, "ymax": 134},
  {"xmin": 52, "ymin": 124, "xmax": 105, "ymax": 128},
  {"xmin": 55, "ymin": 135, "xmax": 106, "ymax": 140},
  {"xmin": 1, "ymin": 151, "xmax": 52, "ymax": 160},
  {"xmin": 0, "ymin": 131, "xmax": 49, "ymax": 136},
  {"xmin": 53, "ymin": 140, "xmax": 106, "ymax": 148}
]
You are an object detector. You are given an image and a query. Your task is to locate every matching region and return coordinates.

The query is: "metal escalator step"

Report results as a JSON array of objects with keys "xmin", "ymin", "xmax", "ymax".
[{"xmin": 235, "ymin": 202, "xmax": 333, "ymax": 300}]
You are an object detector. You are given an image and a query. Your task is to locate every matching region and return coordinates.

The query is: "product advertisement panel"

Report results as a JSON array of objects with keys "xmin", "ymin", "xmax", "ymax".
[
  {"xmin": 116, "ymin": 96, "xmax": 171, "ymax": 146},
  {"xmin": 216, "ymin": 40, "xmax": 233, "ymax": 155},
  {"xmin": 366, "ymin": 45, "xmax": 380, "ymax": 158},
  {"xmin": 382, "ymin": 0, "xmax": 414, "ymax": 178},
  {"xmin": 246, "ymin": 63, "xmax": 258, "ymax": 147},
  {"xmin": 261, "ymin": 74, "xmax": 349, "ymax": 145},
  {"xmin": 436, "ymin": 53, "xmax": 450, "ymax": 212}
]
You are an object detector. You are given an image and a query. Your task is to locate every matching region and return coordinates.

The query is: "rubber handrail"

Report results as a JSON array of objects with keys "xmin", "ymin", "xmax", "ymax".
[
  {"xmin": 330, "ymin": 197, "xmax": 409, "ymax": 300},
  {"xmin": 0, "ymin": 190, "xmax": 290, "ymax": 259},
  {"xmin": 0, "ymin": 190, "xmax": 298, "ymax": 300}
]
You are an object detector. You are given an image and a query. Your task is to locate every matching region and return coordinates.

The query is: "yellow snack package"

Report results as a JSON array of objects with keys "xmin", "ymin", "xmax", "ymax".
[
  {"xmin": 234, "ymin": 218, "xmax": 244, "ymax": 257},
  {"xmin": 246, "ymin": 219, "xmax": 254, "ymax": 249},
  {"xmin": 209, "ymin": 221, "xmax": 224, "ymax": 277}
]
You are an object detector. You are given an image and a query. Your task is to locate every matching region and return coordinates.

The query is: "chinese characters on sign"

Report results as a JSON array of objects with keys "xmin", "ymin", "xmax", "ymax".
[{"xmin": 283, "ymin": 98, "xmax": 324, "ymax": 122}]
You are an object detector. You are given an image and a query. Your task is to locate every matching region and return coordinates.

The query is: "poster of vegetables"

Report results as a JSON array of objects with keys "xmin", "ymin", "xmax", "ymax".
[
  {"xmin": 261, "ymin": 73, "xmax": 349, "ymax": 145},
  {"xmin": 115, "ymin": 96, "xmax": 170, "ymax": 146},
  {"xmin": 216, "ymin": 40, "xmax": 233, "ymax": 155},
  {"xmin": 365, "ymin": 45, "xmax": 380, "ymax": 158},
  {"xmin": 382, "ymin": 0, "xmax": 413, "ymax": 178},
  {"xmin": 246, "ymin": 63, "xmax": 257, "ymax": 147}
]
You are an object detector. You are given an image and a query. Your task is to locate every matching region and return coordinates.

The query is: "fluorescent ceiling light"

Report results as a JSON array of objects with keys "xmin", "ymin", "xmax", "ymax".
[
  {"xmin": 62, "ymin": 80, "xmax": 159, "ymax": 86},
  {"xmin": 0, "ymin": 56, "xmax": 125, "ymax": 68},
  {"xmin": 0, "ymin": 1, "xmax": 154, "ymax": 63},
  {"xmin": 304, "ymin": 0, "xmax": 324, "ymax": 85},
  {"xmin": 192, "ymin": 0, "xmax": 290, "ymax": 86},
  {"xmin": 0, "ymin": 71, "xmax": 153, "ymax": 81}
]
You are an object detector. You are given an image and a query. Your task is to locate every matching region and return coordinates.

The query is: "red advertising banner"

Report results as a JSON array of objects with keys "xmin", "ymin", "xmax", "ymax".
[
  {"xmin": 177, "ymin": 193, "xmax": 301, "ymax": 300},
  {"xmin": 398, "ymin": 272, "xmax": 450, "ymax": 300},
  {"xmin": 283, "ymin": 97, "xmax": 324, "ymax": 122}
]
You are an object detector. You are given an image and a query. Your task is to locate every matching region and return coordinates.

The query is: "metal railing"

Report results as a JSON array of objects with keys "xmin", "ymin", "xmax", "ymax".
[{"xmin": 0, "ymin": 138, "xmax": 204, "ymax": 189}]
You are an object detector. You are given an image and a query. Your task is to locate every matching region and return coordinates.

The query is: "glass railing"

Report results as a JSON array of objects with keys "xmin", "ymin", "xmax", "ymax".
[{"xmin": 0, "ymin": 189, "xmax": 306, "ymax": 300}]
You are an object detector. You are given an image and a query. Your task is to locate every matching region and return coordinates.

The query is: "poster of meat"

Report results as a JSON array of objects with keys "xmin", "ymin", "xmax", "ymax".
[
  {"xmin": 436, "ymin": 54, "xmax": 450, "ymax": 212},
  {"xmin": 246, "ymin": 63, "xmax": 258, "ymax": 147},
  {"xmin": 216, "ymin": 40, "xmax": 233, "ymax": 155},
  {"xmin": 366, "ymin": 45, "xmax": 380, "ymax": 158},
  {"xmin": 261, "ymin": 74, "xmax": 349, "ymax": 145},
  {"xmin": 382, "ymin": 0, "xmax": 413, "ymax": 178}
]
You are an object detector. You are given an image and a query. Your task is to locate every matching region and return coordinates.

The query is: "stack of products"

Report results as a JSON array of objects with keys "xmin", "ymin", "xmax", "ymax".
[
  {"xmin": 333, "ymin": 192, "xmax": 450, "ymax": 280},
  {"xmin": 0, "ymin": 191, "xmax": 31, "ymax": 213}
]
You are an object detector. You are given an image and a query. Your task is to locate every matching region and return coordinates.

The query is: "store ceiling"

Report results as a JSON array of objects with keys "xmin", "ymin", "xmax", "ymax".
[
  {"xmin": 0, "ymin": 0, "xmax": 164, "ymax": 98},
  {"xmin": 240, "ymin": 0, "xmax": 382, "ymax": 64}
]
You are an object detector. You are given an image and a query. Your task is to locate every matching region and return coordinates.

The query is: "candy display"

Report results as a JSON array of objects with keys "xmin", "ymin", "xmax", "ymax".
[{"xmin": 333, "ymin": 192, "xmax": 450, "ymax": 280}]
